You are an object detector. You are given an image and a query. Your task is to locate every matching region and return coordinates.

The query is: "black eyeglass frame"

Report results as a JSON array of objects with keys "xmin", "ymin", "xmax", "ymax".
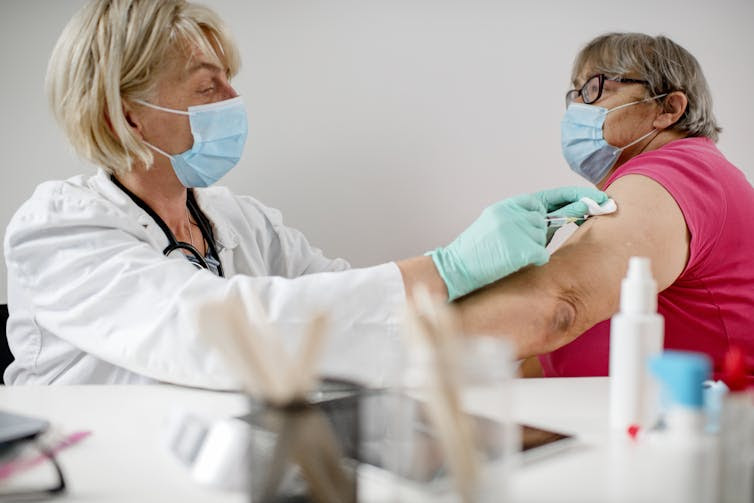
[
  {"xmin": 565, "ymin": 74, "xmax": 650, "ymax": 107},
  {"xmin": 0, "ymin": 439, "xmax": 67, "ymax": 500}
]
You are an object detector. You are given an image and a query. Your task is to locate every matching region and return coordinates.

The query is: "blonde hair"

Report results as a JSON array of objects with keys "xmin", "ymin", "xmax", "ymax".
[
  {"xmin": 571, "ymin": 33, "xmax": 721, "ymax": 142},
  {"xmin": 46, "ymin": 0, "xmax": 241, "ymax": 174}
]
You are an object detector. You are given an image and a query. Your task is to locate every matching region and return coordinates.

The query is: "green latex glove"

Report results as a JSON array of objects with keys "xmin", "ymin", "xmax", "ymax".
[{"xmin": 428, "ymin": 186, "xmax": 608, "ymax": 301}]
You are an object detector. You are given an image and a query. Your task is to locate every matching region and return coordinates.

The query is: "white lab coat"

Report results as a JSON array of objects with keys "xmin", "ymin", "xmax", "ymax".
[{"xmin": 3, "ymin": 170, "xmax": 406, "ymax": 388}]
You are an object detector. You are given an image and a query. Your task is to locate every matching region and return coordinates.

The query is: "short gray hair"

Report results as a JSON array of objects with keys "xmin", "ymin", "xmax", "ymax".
[
  {"xmin": 46, "ymin": 0, "xmax": 241, "ymax": 174},
  {"xmin": 571, "ymin": 33, "xmax": 721, "ymax": 142}
]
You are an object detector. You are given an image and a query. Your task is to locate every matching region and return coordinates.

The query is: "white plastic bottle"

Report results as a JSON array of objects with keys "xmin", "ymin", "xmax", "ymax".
[{"xmin": 609, "ymin": 257, "xmax": 664, "ymax": 432}]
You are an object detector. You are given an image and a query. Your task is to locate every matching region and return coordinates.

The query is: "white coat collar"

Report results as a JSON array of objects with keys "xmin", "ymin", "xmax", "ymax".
[
  {"xmin": 91, "ymin": 169, "xmax": 240, "ymax": 254},
  {"xmin": 192, "ymin": 189, "xmax": 240, "ymax": 252}
]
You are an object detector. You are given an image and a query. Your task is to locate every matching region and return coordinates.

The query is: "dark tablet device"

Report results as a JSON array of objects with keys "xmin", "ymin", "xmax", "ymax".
[
  {"xmin": 241, "ymin": 381, "xmax": 576, "ymax": 484},
  {"xmin": 302, "ymin": 384, "xmax": 575, "ymax": 476},
  {"xmin": 521, "ymin": 422, "xmax": 573, "ymax": 452},
  {"xmin": 0, "ymin": 410, "xmax": 50, "ymax": 447},
  {"xmin": 356, "ymin": 392, "xmax": 574, "ymax": 481}
]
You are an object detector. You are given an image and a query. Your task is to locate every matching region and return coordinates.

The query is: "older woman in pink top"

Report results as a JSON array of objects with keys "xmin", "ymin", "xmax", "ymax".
[{"xmin": 458, "ymin": 33, "xmax": 754, "ymax": 381}]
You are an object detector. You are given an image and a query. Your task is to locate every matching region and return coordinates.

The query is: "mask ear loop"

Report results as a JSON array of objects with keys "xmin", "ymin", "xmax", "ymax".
[
  {"xmin": 130, "ymin": 99, "xmax": 192, "ymax": 162},
  {"xmin": 635, "ymin": 130, "xmax": 662, "ymax": 158},
  {"xmin": 142, "ymin": 141, "xmax": 175, "ymax": 162},
  {"xmin": 615, "ymin": 128, "xmax": 659, "ymax": 153},
  {"xmin": 609, "ymin": 93, "xmax": 669, "ymax": 152},
  {"xmin": 607, "ymin": 93, "xmax": 669, "ymax": 114},
  {"xmin": 133, "ymin": 99, "xmax": 191, "ymax": 116}
]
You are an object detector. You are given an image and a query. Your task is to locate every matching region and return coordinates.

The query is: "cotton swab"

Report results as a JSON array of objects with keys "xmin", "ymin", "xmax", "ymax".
[{"xmin": 545, "ymin": 197, "xmax": 618, "ymax": 228}]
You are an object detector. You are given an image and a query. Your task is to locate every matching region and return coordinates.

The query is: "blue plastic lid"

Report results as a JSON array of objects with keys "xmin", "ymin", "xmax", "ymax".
[{"xmin": 648, "ymin": 351, "xmax": 712, "ymax": 409}]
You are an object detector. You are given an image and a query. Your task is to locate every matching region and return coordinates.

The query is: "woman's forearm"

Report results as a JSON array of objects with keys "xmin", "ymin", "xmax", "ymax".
[{"xmin": 454, "ymin": 265, "xmax": 577, "ymax": 359}]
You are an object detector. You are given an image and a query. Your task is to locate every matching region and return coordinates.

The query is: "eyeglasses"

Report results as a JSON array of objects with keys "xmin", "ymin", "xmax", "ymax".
[{"xmin": 565, "ymin": 74, "xmax": 649, "ymax": 107}]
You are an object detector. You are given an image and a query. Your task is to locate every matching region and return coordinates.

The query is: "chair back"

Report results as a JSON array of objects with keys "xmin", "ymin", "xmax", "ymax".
[{"xmin": 1, "ymin": 304, "xmax": 11, "ymax": 384}]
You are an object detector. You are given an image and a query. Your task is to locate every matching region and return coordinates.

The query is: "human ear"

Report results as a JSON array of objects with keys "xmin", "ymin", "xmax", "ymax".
[
  {"xmin": 653, "ymin": 92, "xmax": 688, "ymax": 130},
  {"xmin": 121, "ymin": 100, "xmax": 146, "ymax": 140}
]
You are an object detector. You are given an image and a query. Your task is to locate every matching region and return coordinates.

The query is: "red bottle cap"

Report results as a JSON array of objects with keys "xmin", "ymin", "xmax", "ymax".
[{"xmin": 722, "ymin": 346, "xmax": 749, "ymax": 392}]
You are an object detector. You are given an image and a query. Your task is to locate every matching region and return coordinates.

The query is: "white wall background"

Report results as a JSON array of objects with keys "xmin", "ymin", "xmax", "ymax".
[{"xmin": 1, "ymin": 0, "xmax": 752, "ymax": 302}]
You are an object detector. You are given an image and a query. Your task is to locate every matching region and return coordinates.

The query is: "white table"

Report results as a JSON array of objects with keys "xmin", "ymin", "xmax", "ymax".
[{"xmin": 0, "ymin": 378, "xmax": 690, "ymax": 502}]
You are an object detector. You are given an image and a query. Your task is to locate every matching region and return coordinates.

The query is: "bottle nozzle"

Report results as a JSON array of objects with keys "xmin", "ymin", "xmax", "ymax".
[
  {"xmin": 626, "ymin": 257, "xmax": 652, "ymax": 281},
  {"xmin": 620, "ymin": 256, "xmax": 657, "ymax": 314}
]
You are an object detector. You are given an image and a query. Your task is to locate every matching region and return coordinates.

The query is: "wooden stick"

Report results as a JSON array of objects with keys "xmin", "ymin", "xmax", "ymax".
[
  {"xmin": 195, "ymin": 296, "xmax": 269, "ymax": 396},
  {"xmin": 258, "ymin": 412, "xmax": 296, "ymax": 501},
  {"xmin": 408, "ymin": 287, "xmax": 479, "ymax": 503},
  {"xmin": 292, "ymin": 408, "xmax": 355, "ymax": 503},
  {"xmin": 236, "ymin": 288, "xmax": 295, "ymax": 405},
  {"xmin": 293, "ymin": 312, "xmax": 329, "ymax": 400},
  {"xmin": 196, "ymin": 291, "xmax": 350, "ymax": 501}
]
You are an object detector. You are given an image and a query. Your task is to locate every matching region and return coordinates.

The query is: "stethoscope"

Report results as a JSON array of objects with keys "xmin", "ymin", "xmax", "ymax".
[{"xmin": 111, "ymin": 176, "xmax": 225, "ymax": 277}]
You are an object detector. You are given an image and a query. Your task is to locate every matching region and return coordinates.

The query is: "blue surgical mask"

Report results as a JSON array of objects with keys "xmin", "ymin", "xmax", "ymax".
[
  {"xmin": 134, "ymin": 97, "xmax": 248, "ymax": 187},
  {"xmin": 561, "ymin": 95, "xmax": 666, "ymax": 184}
]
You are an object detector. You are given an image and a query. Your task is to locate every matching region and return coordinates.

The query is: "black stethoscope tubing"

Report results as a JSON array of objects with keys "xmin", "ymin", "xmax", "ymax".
[{"xmin": 111, "ymin": 176, "xmax": 225, "ymax": 277}]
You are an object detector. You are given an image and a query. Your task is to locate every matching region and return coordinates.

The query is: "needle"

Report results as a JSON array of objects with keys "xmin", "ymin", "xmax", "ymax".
[{"xmin": 545, "ymin": 215, "xmax": 588, "ymax": 227}]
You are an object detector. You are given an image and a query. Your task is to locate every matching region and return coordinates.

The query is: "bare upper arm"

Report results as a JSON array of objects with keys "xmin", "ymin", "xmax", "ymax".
[
  {"xmin": 458, "ymin": 174, "xmax": 690, "ymax": 357},
  {"xmin": 568, "ymin": 174, "xmax": 689, "ymax": 292},
  {"xmin": 543, "ymin": 173, "xmax": 690, "ymax": 336}
]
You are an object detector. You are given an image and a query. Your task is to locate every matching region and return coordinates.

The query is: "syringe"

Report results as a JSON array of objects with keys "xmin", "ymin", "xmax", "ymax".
[{"xmin": 545, "ymin": 215, "xmax": 588, "ymax": 227}]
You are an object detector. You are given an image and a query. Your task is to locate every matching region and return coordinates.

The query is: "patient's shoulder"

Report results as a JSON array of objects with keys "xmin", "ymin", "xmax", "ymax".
[
  {"xmin": 607, "ymin": 140, "xmax": 735, "ymax": 273},
  {"xmin": 600, "ymin": 173, "xmax": 688, "ymax": 250},
  {"xmin": 605, "ymin": 137, "xmax": 730, "ymax": 210},
  {"xmin": 563, "ymin": 173, "xmax": 690, "ymax": 291}
]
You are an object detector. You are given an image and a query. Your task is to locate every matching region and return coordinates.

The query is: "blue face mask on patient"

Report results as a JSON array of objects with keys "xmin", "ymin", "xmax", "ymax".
[
  {"xmin": 135, "ymin": 97, "xmax": 248, "ymax": 188},
  {"xmin": 560, "ymin": 95, "xmax": 666, "ymax": 184}
]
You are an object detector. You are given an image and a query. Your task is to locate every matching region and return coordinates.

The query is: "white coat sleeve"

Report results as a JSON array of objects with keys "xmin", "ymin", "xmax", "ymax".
[
  {"xmin": 5, "ymin": 189, "xmax": 406, "ymax": 389},
  {"xmin": 233, "ymin": 195, "xmax": 351, "ymax": 277}
]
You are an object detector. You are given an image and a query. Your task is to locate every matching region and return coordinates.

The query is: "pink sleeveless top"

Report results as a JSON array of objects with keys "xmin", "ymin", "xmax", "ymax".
[{"xmin": 539, "ymin": 137, "xmax": 754, "ymax": 382}]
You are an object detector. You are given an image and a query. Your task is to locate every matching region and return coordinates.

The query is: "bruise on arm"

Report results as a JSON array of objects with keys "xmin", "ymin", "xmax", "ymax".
[{"xmin": 456, "ymin": 174, "xmax": 690, "ymax": 359}]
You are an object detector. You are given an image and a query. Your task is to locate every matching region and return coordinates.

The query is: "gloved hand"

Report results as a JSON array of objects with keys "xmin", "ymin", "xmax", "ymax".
[{"xmin": 428, "ymin": 186, "xmax": 608, "ymax": 301}]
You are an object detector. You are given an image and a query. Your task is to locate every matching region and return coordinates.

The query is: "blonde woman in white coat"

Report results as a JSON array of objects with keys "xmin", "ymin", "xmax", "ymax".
[{"xmin": 3, "ymin": 0, "xmax": 605, "ymax": 387}]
